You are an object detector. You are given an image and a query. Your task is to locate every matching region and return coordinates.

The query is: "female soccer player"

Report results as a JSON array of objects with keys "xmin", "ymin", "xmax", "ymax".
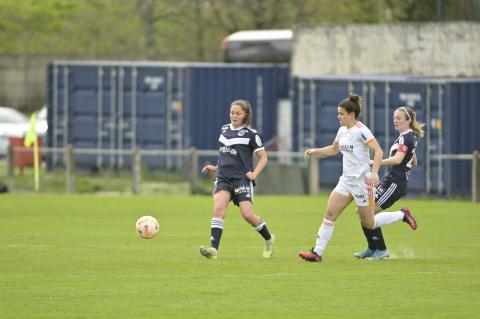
[
  {"xmin": 199, "ymin": 100, "xmax": 275, "ymax": 260},
  {"xmin": 354, "ymin": 106, "xmax": 423, "ymax": 260},
  {"xmin": 298, "ymin": 94, "xmax": 415, "ymax": 262}
]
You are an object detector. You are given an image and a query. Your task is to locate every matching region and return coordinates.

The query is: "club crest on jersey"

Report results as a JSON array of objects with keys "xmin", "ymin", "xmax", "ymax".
[{"xmin": 237, "ymin": 129, "xmax": 247, "ymax": 136}]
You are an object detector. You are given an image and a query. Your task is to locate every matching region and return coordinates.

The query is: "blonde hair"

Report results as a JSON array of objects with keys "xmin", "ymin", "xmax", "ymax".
[
  {"xmin": 396, "ymin": 106, "xmax": 425, "ymax": 137},
  {"xmin": 231, "ymin": 100, "xmax": 252, "ymax": 127}
]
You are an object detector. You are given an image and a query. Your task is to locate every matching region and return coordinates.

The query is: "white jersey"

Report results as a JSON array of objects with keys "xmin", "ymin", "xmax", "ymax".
[{"xmin": 335, "ymin": 121, "xmax": 374, "ymax": 179}]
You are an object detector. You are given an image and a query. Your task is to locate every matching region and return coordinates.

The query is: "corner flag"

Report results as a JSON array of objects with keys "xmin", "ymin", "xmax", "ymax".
[
  {"xmin": 24, "ymin": 113, "xmax": 37, "ymax": 148},
  {"xmin": 24, "ymin": 113, "xmax": 40, "ymax": 192}
]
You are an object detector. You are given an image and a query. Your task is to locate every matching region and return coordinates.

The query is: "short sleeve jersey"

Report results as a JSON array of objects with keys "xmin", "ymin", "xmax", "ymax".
[
  {"xmin": 335, "ymin": 122, "xmax": 375, "ymax": 179},
  {"xmin": 216, "ymin": 124, "xmax": 265, "ymax": 180},
  {"xmin": 385, "ymin": 129, "xmax": 418, "ymax": 190}
]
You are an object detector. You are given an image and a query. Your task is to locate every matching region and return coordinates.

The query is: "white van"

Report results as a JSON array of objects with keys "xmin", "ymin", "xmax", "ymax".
[{"xmin": 222, "ymin": 29, "xmax": 292, "ymax": 63}]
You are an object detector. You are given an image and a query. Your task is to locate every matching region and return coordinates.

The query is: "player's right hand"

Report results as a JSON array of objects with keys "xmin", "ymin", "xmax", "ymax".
[
  {"xmin": 304, "ymin": 149, "xmax": 315, "ymax": 158},
  {"xmin": 370, "ymin": 172, "xmax": 380, "ymax": 187}
]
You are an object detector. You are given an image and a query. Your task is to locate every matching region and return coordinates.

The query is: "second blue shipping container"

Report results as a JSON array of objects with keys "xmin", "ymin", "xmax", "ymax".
[{"xmin": 292, "ymin": 75, "xmax": 480, "ymax": 197}]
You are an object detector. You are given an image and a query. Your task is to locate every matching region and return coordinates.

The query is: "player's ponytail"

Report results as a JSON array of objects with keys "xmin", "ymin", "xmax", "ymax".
[
  {"xmin": 231, "ymin": 100, "xmax": 252, "ymax": 127},
  {"xmin": 339, "ymin": 93, "xmax": 363, "ymax": 118},
  {"xmin": 397, "ymin": 106, "xmax": 425, "ymax": 138}
]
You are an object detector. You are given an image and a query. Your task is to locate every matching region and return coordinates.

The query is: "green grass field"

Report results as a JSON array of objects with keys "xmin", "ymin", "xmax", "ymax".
[{"xmin": 1, "ymin": 194, "xmax": 479, "ymax": 318}]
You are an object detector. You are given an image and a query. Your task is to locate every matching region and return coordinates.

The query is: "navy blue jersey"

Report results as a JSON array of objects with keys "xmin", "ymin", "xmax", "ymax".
[
  {"xmin": 216, "ymin": 124, "xmax": 264, "ymax": 180},
  {"xmin": 384, "ymin": 130, "xmax": 418, "ymax": 191}
]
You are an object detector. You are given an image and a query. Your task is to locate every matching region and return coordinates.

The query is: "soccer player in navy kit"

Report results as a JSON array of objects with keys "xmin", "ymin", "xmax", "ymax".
[
  {"xmin": 354, "ymin": 106, "xmax": 424, "ymax": 260},
  {"xmin": 199, "ymin": 100, "xmax": 275, "ymax": 260}
]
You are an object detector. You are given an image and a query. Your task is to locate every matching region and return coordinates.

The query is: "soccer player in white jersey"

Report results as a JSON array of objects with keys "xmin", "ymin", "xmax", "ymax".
[
  {"xmin": 199, "ymin": 100, "xmax": 275, "ymax": 260},
  {"xmin": 354, "ymin": 106, "xmax": 423, "ymax": 260},
  {"xmin": 299, "ymin": 94, "xmax": 414, "ymax": 262}
]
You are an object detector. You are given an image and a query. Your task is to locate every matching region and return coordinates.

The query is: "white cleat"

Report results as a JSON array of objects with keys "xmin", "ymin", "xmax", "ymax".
[
  {"xmin": 263, "ymin": 234, "xmax": 275, "ymax": 258},
  {"xmin": 199, "ymin": 246, "xmax": 218, "ymax": 260},
  {"xmin": 369, "ymin": 249, "xmax": 390, "ymax": 261}
]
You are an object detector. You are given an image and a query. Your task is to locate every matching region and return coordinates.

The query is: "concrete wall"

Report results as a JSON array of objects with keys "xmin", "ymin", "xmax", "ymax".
[
  {"xmin": 292, "ymin": 22, "xmax": 480, "ymax": 77},
  {"xmin": 0, "ymin": 54, "xmax": 54, "ymax": 111}
]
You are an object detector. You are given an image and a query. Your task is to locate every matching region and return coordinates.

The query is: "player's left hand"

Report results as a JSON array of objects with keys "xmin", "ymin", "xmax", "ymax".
[
  {"xmin": 202, "ymin": 165, "xmax": 216, "ymax": 173},
  {"xmin": 246, "ymin": 171, "xmax": 256, "ymax": 181}
]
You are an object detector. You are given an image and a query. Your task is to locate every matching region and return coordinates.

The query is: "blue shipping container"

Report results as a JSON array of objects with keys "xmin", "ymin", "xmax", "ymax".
[
  {"xmin": 292, "ymin": 75, "xmax": 480, "ymax": 197},
  {"xmin": 46, "ymin": 61, "xmax": 290, "ymax": 169}
]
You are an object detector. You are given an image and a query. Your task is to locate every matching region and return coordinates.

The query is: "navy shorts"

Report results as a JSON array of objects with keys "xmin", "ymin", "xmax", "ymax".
[
  {"xmin": 375, "ymin": 178, "xmax": 405, "ymax": 210},
  {"xmin": 214, "ymin": 177, "xmax": 254, "ymax": 206}
]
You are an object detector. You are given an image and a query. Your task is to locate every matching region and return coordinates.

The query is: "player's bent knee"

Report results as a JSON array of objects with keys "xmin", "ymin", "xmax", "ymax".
[
  {"xmin": 241, "ymin": 211, "xmax": 254, "ymax": 221},
  {"xmin": 324, "ymin": 210, "xmax": 339, "ymax": 221},
  {"xmin": 361, "ymin": 221, "xmax": 376, "ymax": 229}
]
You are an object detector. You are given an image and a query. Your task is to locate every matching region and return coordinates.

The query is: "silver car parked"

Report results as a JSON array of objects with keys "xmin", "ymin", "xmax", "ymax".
[{"xmin": 0, "ymin": 106, "xmax": 47, "ymax": 156}]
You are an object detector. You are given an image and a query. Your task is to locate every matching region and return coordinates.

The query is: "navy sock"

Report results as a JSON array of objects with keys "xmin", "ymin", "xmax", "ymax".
[
  {"xmin": 255, "ymin": 218, "xmax": 272, "ymax": 241},
  {"xmin": 210, "ymin": 218, "xmax": 224, "ymax": 250},
  {"xmin": 362, "ymin": 225, "xmax": 376, "ymax": 250},
  {"xmin": 371, "ymin": 227, "xmax": 387, "ymax": 250},
  {"xmin": 211, "ymin": 227, "xmax": 223, "ymax": 250}
]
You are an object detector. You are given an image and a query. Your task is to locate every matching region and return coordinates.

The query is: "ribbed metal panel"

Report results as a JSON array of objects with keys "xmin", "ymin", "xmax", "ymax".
[
  {"xmin": 293, "ymin": 75, "xmax": 480, "ymax": 197},
  {"xmin": 46, "ymin": 61, "xmax": 290, "ymax": 170},
  {"xmin": 185, "ymin": 65, "xmax": 289, "ymax": 150}
]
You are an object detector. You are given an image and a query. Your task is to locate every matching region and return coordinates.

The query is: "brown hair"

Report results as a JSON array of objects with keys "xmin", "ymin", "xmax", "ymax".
[
  {"xmin": 339, "ymin": 93, "xmax": 363, "ymax": 119},
  {"xmin": 231, "ymin": 99, "xmax": 252, "ymax": 127},
  {"xmin": 396, "ymin": 106, "xmax": 425, "ymax": 137}
]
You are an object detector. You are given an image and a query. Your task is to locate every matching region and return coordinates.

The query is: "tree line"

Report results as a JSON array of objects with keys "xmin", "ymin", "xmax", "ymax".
[{"xmin": 0, "ymin": 0, "xmax": 478, "ymax": 62}]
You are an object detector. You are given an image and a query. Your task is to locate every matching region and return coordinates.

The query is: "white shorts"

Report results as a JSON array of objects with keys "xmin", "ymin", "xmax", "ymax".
[{"xmin": 333, "ymin": 173, "xmax": 375, "ymax": 207}]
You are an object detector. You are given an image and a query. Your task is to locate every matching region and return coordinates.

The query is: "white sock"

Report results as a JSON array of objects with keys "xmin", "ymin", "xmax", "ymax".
[
  {"xmin": 314, "ymin": 218, "xmax": 335, "ymax": 256},
  {"xmin": 374, "ymin": 211, "xmax": 404, "ymax": 228}
]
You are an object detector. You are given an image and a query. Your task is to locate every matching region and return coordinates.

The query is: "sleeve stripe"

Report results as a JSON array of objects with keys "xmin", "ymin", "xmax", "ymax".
[
  {"xmin": 397, "ymin": 144, "xmax": 408, "ymax": 153},
  {"xmin": 363, "ymin": 136, "xmax": 374, "ymax": 144}
]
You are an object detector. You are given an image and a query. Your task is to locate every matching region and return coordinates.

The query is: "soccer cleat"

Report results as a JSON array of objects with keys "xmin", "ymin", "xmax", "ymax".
[
  {"xmin": 298, "ymin": 249, "xmax": 322, "ymax": 262},
  {"xmin": 263, "ymin": 234, "xmax": 275, "ymax": 258},
  {"xmin": 199, "ymin": 246, "xmax": 218, "ymax": 260},
  {"xmin": 401, "ymin": 207, "xmax": 417, "ymax": 230},
  {"xmin": 354, "ymin": 247, "xmax": 375, "ymax": 259},
  {"xmin": 370, "ymin": 249, "xmax": 390, "ymax": 261}
]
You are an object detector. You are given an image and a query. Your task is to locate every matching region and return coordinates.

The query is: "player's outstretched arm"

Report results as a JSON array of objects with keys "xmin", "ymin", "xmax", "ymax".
[
  {"xmin": 381, "ymin": 150, "xmax": 406, "ymax": 166},
  {"xmin": 305, "ymin": 141, "xmax": 339, "ymax": 158}
]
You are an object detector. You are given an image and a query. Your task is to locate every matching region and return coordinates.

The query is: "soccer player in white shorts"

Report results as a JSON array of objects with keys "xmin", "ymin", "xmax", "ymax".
[{"xmin": 298, "ymin": 94, "xmax": 413, "ymax": 262}]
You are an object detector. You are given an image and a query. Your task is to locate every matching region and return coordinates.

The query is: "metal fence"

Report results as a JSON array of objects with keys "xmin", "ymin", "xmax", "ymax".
[
  {"xmin": 5, "ymin": 145, "xmax": 479, "ymax": 202},
  {"xmin": 5, "ymin": 146, "xmax": 319, "ymax": 196}
]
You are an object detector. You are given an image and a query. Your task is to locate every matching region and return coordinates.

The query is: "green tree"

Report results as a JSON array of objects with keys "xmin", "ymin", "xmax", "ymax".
[{"xmin": 0, "ymin": 0, "xmax": 478, "ymax": 61}]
